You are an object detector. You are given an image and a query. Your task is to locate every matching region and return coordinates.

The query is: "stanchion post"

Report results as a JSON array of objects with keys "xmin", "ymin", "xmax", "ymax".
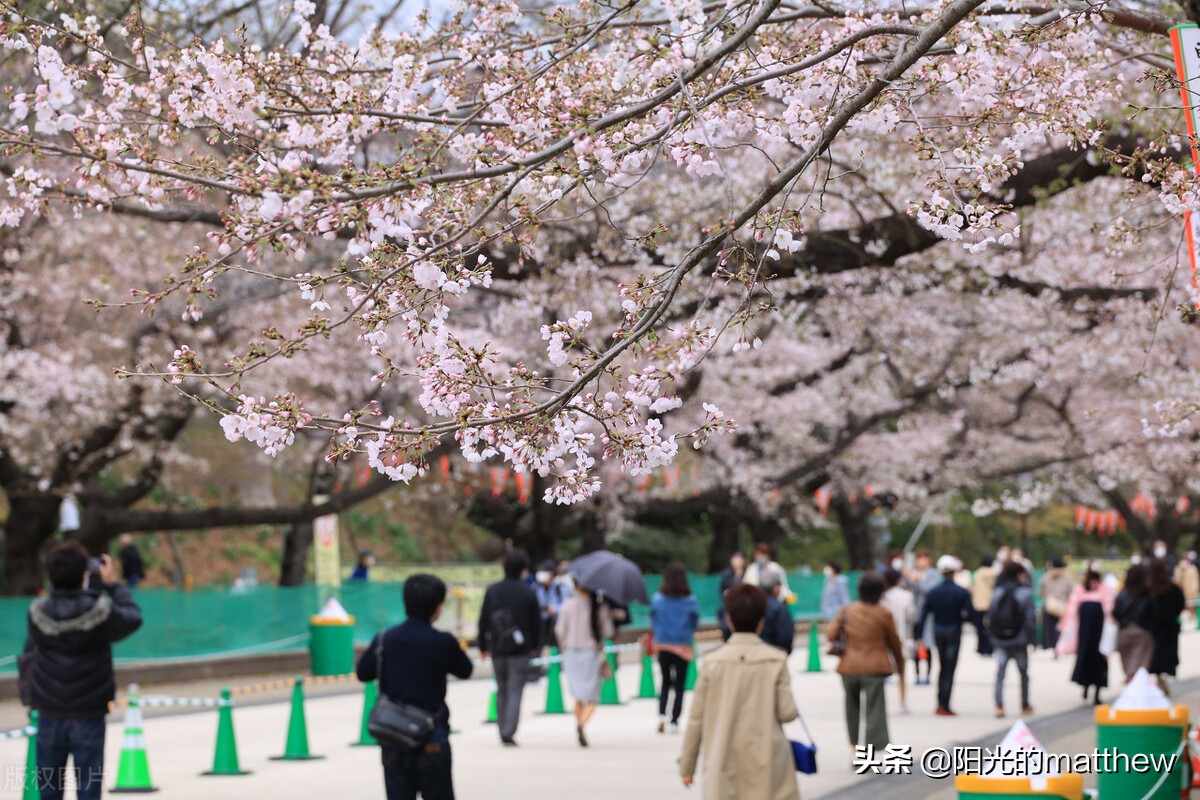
[{"xmin": 22, "ymin": 711, "xmax": 38, "ymax": 800}]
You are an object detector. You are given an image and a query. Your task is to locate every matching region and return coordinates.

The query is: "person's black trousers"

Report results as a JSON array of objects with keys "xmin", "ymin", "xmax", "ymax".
[
  {"xmin": 934, "ymin": 630, "xmax": 962, "ymax": 711},
  {"xmin": 658, "ymin": 651, "xmax": 688, "ymax": 724},
  {"xmin": 382, "ymin": 728, "xmax": 454, "ymax": 800}
]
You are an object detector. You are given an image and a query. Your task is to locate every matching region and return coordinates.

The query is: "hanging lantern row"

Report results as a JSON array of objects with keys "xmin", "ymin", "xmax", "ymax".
[
  {"xmin": 813, "ymin": 485, "xmax": 876, "ymax": 517},
  {"xmin": 1129, "ymin": 493, "xmax": 1192, "ymax": 518},
  {"xmin": 1128, "ymin": 493, "xmax": 1156, "ymax": 519},
  {"xmin": 1074, "ymin": 507, "xmax": 1125, "ymax": 537},
  {"xmin": 633, "ymin": 467, "xmax": 703, "ymax": 498}
]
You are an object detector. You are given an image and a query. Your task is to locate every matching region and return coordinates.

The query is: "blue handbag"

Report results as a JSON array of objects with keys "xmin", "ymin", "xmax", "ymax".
[{"xmin": 790, "ymin": 710, "xmax": 818, "ymax": 774}]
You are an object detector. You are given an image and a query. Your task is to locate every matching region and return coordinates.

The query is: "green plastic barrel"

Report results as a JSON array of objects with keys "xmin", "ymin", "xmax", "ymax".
[
  {"xmin": 955, "ymin": 773, "xmax": 1083, "ymax": 799},
  {"xmin": 309, "ymin": 617, "xmax": 355, "ymax": 675},
  {"xmin": 1094, "ymin": 705, "xmax": 1188, "ymax": 800}
]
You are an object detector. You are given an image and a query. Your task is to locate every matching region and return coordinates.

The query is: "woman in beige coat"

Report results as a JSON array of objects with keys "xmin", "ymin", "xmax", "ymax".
[{"xmin": 679, "ymin": 584, "xmax": 800, "ymax": 800}]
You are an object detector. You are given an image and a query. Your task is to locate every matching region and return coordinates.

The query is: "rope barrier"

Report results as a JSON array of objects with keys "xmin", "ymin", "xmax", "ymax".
[
  {"xmin": 529, "ymin": 641, "xmax": 641, "ymax": 667},
  {"xmin": 140, "ymin": 695, "xmax": 231, "ymax": 708},
  {"xmin": 109, "ymin": 641, "xmax": 645, "ymax": 709},
  {"xmin": 0, "ymin": 723, "xmax": 36, "ymax": 741}
]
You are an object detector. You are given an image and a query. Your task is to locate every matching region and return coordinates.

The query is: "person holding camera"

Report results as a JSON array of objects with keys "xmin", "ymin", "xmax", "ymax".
[{"xmin": 24, "ymin": 541, "xmax": 142, "ymax": 800}]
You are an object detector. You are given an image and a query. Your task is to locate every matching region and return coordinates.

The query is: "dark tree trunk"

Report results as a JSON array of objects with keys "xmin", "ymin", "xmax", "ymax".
[
  {"xmin": 1154, "ymin": 504, "xmax": 1183, "ymax": 557},
  {"xmin": 526, "ymin": 475, "xmax": 560, "ymax": 562},
  {"xmin": 1105, "ymin": 490, "xmax": 1152, "ymax": 553},
  {"xmin": 578, "ymin": 511, "xmax": 605, "ymax": 554},
  {"xmin": 278, "ymin": 456, "xmax": 339, "ymax": 587},
  {"xmin": 833, "ymin": 497, "xmax": 874, "ymax": 570},
  {"xmin": 706, "ymin": 501, "xmax": 743, "ymax": 573},
  {"xmin": 279, "ymin": 522, "xmax": 313, "ymax": 587},
  {"xmin": 4, "ymin": 494, "xmax": 63, "ymax": 595}
]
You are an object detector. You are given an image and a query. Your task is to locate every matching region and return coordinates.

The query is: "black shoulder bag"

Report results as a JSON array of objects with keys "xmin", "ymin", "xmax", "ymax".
[{"xmin": 367, "ymin": 634, "xmax": 436, "ymax": 752}]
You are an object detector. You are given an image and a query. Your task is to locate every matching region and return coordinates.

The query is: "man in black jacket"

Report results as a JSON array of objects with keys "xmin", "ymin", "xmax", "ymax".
[
  {"xmin": 26, "ymin": 541, "xmax": 142, "ymax": 800},
  {"xmin": 477, "ymin": 550, "xmax": 542, "ymax": 746},
  {"xmin": 915, "ymin": 555, "xmax": 979, "ymax": 716},
  {"xmin": 357, "ymin": 574, "xmax": 473, "ymax": 800}
]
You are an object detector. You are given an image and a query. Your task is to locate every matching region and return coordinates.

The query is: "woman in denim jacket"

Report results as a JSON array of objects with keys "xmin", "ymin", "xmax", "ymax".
[{"xmin": 651, "ymin": 562, "xmax": 701, "ymax": 732}]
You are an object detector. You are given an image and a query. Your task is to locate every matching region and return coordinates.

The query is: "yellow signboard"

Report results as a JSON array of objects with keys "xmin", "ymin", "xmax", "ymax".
[{"xmin": 313, "ymin": 513, "xmax": 341, "ymax": 587}]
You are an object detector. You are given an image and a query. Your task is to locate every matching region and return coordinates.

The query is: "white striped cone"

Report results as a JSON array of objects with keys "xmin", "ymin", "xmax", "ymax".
[{"xmin": 111, "ymin": 687, "xmax": 158, "ymax": 793}]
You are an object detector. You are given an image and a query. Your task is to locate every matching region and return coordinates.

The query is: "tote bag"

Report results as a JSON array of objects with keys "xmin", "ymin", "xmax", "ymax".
[
  {"xmin": 789, "ymin": 709, "xmax": 818, "ymax": 774},
  {"xmin": 1098, "ymin": 617, "xmax": 1118, "ymax": 657}
]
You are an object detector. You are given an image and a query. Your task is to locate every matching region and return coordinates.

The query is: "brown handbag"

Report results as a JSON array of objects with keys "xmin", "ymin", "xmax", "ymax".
[{"xmin": 826, "ymin": 610, "xmax": 847, "ymax": 657}]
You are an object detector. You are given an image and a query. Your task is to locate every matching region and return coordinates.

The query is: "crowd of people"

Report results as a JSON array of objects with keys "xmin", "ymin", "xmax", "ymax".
[
  {"xmin": 21, "ymin": 535, "xmax": 1200, "ymax": 800},
  {"xmin": 814, "ymin": 542, "xmax": 1199, "ymax": 773}
]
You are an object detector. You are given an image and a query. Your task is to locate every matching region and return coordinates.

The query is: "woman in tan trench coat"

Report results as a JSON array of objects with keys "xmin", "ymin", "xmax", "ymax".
[{"xmin": 679, "ymin": 584, "xmax": 801, "ymax": 800}]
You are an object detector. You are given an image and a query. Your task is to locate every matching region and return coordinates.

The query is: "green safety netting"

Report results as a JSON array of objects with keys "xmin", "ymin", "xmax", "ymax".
[
  {"xmin": 0, "ymin": 569, "xmax": 1043, "ymax": 671},
  {"xmin": 0, "ymin": 583, "xmax": 412, "ymax": 672}
]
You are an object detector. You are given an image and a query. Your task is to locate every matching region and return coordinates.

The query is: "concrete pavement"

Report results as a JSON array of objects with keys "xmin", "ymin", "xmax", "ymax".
[{"xmin": 3, "ymin": 626, "xmax": 1199, "ymax": 799}]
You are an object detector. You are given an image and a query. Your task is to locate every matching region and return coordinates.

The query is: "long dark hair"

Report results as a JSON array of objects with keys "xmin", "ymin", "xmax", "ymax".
[
  {"xmin": 660, "ymin": 562, "xmax": 691, "ymax": 598},
  {"xmin": 1149, "ymin": 558, "xmax": 1176, "ymax": 597},
  {"xmin": 1123, "ymin": 564, "xmax": 1149, "ymax": 599},
  {"xmin": 1083, "ymin": 567, "xmax": 1102, "ymax": 591},
  {"xmin": 581, "ymin": 588, "xmax": 603, "ymax": 645}
]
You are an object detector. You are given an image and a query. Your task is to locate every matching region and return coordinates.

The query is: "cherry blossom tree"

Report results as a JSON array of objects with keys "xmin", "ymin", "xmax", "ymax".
[{"xmin": 5, "ymin": 0, "xmax": 1200, "ymax": 581}]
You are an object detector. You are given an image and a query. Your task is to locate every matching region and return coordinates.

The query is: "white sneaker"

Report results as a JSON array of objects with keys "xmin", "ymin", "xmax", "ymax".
[{"xmin": 669, "ymin": 722, "xmax": 680, "ymax": 734}]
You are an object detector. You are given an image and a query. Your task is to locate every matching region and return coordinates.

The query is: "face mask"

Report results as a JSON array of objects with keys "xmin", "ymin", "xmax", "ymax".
[
  {"xmin": 823, "ymin": 567, "xmax": 833, "ymax": 578},
  {"xmin": 891, "ymin": 559, "xmax": 904, "ymax": 570},
  {"xmin": 1130, "ymin": 555, "xmax": 1142, "ymax": 565},
  {"xmin": 536, "ymin": 571, "xmax": 552, "ymax": 584},
  {"xmin": 757, "ymin": 556, "xmax": 769, "ymax": 565},
  {"xmin": 1154, "ymin": 547, "xmax": 1167, "ymax": 558}
]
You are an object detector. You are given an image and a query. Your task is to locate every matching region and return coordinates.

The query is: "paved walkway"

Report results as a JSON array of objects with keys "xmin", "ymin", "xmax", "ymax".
[{"xmin": 3, "ymin": 627, "xmax": 1199, "ymax": 799}]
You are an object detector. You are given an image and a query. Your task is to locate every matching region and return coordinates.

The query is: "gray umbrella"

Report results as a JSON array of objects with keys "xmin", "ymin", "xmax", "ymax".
[{"xmin": 568, "ymin": 550, "xmax": 649, "ymax": 606}]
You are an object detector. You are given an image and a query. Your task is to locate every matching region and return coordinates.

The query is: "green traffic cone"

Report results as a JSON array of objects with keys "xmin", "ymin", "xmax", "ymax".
[
  {"xmin": 806, "ymin": 624, "xmax": 822, "ymax": 673},
  {"xmin": 270, "ymin": 679, "xmax": 324, "ymax": 761},
  {"xmin": 600, "ymin": 641, "xmax": 621, "ymax": 705},
  {"xmin": 638, "ymin": 653, "xmax": 657, "ymax": 700},
  {"xmin": 203, "ymin": 688, "xmax": 250, "ymax": 775},
  {"xmin": 22, "ymin": 711, "xmax": 38, "ymax": 800},
  {"xmin": 685, "ymin": 643, "xmax": 698, "ymax": 690},
  {"xmin": 484, "ymin": 680, "xmax": 498, "ymax": 724},
  {"xmin": 111, "ymin": 685, "xmax": 159, "ymax": 793},
  {"xmin": 352, "ymin": 681, "xmax": 379, "ymax": 746},
  {"xmin": 542, "ymin": 648, "xmax": 567, "ymax": 714}
]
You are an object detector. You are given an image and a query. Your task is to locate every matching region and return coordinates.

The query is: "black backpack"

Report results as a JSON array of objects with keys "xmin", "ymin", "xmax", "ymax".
[
  {"xmin": 489, "ymin": 607, "xmax": 525, "ymax": 655},
  {"xmin": 990, "ymin": 585, "xmax": 1022, "ymax": 640}
]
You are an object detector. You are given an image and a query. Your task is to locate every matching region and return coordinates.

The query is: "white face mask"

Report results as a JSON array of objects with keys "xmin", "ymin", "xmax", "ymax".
[
  {"xmin": 891, "ymin": 559, "xmax": 904, "ymax": 570},
  {"xmin": 536, "ymin": 571, "xmax": 552, "ymax": 584},
  {"xmin": 1130, "ymin": 555, "xmax": 1143, "ymax": 565},
  {"xmin": 1154, "ymin": 547, "xmax": 1167, "ymax": 559},
  {"xmin": 823, "ymin": 567, "xmax": 833, "ymax": 578}
]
